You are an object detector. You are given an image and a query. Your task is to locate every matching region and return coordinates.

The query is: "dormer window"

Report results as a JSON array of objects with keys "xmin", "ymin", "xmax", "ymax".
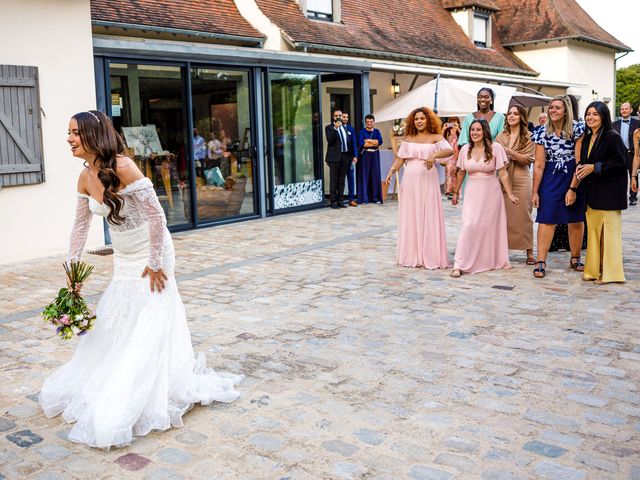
[
  {"xmin": 303, "ymin": 0, "xmax": 341, "ymax": 23},
  {"xmin": 473, "ymin": 14, "xmax": 489, "ymax": 47},
  {"xmin": 307, "ymin": 0, "xmax": 333, "ymax": 21}
]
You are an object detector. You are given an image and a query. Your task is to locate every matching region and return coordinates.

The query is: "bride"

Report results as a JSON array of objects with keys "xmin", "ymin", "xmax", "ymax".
[{"xmin": 39, "ymin": 110, "xmax": 242, "ymax": 449}]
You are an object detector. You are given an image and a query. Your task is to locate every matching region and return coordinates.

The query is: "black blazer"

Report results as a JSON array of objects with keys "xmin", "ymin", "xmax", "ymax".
[
  {"xmin": 324, "ymin": 124, "xmax": 355, "ymax": 163},
  {"xmin": 612, "ymin": 117, "xmax": 640, "ymax": 153},
  {"xmin": 580, "ymin": 128, "xmax": 628, "ymax": 211}
]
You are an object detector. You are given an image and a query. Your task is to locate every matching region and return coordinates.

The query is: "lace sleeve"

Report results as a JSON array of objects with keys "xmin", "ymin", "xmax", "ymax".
[
  {"xmin": 134, "ymin": 184, "xmax": 167, "ymax": 271},
  {"xmin": 68, "ymin": 195, "xmax": 93, "ymax": 264}
]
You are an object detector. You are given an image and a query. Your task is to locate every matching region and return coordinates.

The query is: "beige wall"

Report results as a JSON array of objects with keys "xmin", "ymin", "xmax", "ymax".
[
  {"xmin": 512, "ymin": 40, "xmax": 616, "ymax": 118},
  {"xmin": 0, "ymin": 0, "xmax": 100, "ymax": 264}
]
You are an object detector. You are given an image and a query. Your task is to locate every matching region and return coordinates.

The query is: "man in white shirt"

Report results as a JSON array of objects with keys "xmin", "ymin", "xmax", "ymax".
[{"xmin": 613, "ymin": 102, "xmax": 640, "ymax": 205}]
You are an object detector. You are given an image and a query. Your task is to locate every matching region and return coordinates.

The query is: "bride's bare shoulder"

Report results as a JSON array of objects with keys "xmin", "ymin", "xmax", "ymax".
[
  {"xmin": 76, "ymin": 167, "xmax": 91, "ymax": 194},
  {"xmin": 115, "ymin": 155, "xmax": 144, "ymax": 185}
]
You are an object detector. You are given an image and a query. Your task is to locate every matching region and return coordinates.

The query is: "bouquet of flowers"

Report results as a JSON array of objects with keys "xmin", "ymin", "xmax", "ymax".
[
  {"xmin": 42, "ymin": 261, "xmax": 96, "ymax": 340},
  {"xmin": 392, "ymin": 120, "xmax": 406, "ymax": 137}
]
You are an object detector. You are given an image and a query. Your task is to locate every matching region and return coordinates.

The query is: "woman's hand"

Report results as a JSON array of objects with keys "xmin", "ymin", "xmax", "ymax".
[
  {"xmin": 575, "ymin": 164, "xmax": 594, "ymax": 180},
  {"xmin": 451, "ymin": 192, "xmax": 459, "ymax": 205},
  {"xmin": 142, "ymin": 267, "xmax": 168, "ymax": 293},
  {"xmin": 508, "ymin": 193, "xmax": 520, "ymax": 205},
  {"xmin": 632, "ymin": 176, "xmax": 638, "ymax": 193},
  {"xmin": 531, "ymin": 192, "xmax": 540, "ymax": 208},
  {"xmin": 565, "ymin": 189, "xmax": 576, "ymax": 206},
  {"xmin": 385, "ymin": 171, "xmax": 394, "ymax": 185},
  {"xmin": 424, "ymin": 156, "xmax": 435, "ymax": 170}
]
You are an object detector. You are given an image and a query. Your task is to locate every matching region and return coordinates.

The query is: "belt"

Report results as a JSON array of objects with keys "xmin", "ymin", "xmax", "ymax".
[{"xmin": 364, "ymin": 148, "xmax": 378, "ymax": 152}]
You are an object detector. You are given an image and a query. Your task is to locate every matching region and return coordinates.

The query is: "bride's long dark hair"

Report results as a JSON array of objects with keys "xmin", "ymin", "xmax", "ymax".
[{"xmin": 72, "ymin": 110, "xmax": 126, "ymax": 225}]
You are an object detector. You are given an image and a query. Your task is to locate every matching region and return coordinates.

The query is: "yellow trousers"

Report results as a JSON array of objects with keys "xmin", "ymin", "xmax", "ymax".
[{"xmin": 584, "ymin": 207, "xmax": 625, "ymax": 283}]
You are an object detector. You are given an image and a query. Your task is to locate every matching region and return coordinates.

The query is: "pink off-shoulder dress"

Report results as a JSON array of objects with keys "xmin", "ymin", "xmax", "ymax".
[
  {"xmin": 453, "ymin": 143, "xmax": 511, "ymax": 274},
  {"xmin": 396, "ymin": 140, "xmax": 451, "ymax": 269}
]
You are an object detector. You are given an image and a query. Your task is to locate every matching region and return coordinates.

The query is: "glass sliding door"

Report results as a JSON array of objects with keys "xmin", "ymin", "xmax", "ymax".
[
  {"xmin": 269, "ymin": 72, "xmax": 323, "ymax": 210},
  {"xmin": 190, "ymin": 67, "xmax": 257, "ymax": 223},
  {"xmin": 109, "ymin": 63, "xmax": 191, "ymax": 227}
]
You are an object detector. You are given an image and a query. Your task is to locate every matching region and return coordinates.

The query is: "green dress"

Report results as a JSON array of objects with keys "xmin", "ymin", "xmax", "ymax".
[{"xmin": 458, "ymin": 112, "xmax": 505, "ymax": 146}]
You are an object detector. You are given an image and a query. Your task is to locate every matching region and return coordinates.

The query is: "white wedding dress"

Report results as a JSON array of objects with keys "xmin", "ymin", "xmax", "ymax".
[{"xmin": 39, "ymin": 177, "xmax": 242, "ymax": 448}]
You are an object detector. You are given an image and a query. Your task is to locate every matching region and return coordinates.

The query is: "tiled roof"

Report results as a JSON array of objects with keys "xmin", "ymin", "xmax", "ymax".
[
  {"xmin": 494, "ymin": 0, "xmax": 630, "ymax": 52},
  {"xmin": 254, "ymin": 0, "xmax": 536, "ymax": 75},
  {"xmin": 441, "ymin": 0, "xmax": 500, "ymax": 12},
  {"xmin": 90, "ymin": 0, "xmax": 265, "ymax": 44}
]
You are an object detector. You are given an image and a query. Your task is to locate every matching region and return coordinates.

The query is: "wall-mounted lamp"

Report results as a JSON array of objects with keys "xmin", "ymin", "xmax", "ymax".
[
  {"xmin": 392, "ymin": 78, "xmax": 401, "ymax": 97},
  {"xmin": 591, "ymin": 89, "xmax": 598, "ymax": 100}
]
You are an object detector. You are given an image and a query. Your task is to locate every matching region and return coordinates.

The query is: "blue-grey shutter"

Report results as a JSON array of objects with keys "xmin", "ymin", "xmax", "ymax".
[{"xmin": 0, "ymin": 65, "xmax": 44, "ymax": 187}]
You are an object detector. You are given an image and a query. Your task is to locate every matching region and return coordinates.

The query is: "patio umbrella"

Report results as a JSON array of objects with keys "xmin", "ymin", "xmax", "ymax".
[
  {"xmin": 510, "ymin": 91, "xmax": 552, "ymax": 108},
  {"xmin": 374, "ymin": 77, "xmax": 548, "ymax": 122}
]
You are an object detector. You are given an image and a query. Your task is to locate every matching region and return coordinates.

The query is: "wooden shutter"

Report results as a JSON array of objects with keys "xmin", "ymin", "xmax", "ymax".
[{"xmin": 0, "ymin": 65, "xmax": 44, "ymax": 187}]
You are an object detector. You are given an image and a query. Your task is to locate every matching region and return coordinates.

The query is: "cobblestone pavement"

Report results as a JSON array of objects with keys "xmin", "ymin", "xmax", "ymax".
[{"xmin": 1, "ymin": 199, "xmax": 639, "ymax": 480}]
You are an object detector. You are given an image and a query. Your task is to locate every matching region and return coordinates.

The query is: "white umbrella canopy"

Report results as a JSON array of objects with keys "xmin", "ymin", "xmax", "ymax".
[{"xmin": 374, "ymin": 77, "xmax": 549, "ymax": 122}]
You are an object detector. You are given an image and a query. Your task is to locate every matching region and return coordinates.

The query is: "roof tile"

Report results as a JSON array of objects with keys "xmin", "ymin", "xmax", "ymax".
[
  {"xmin": 255, "ymin": 0, "xmax": 535, "ymax": 75},
  {"xmin": 91, "ymin": 0, "xmax": 265, "ymax": 42},
  {"xmin": 494, "ymin": 0, "xmax": 630, "ymax": 51}
]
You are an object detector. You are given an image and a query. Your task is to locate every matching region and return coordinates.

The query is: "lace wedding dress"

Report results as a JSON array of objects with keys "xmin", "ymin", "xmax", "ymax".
[{"xmin": 39, "ymin": 177, "xmax": 242, "ymax": 448}]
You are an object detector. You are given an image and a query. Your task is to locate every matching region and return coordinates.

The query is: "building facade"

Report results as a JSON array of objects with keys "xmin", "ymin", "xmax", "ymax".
[{"xmin": 0, "ymin": 0, "xmax": 630, "ymax": 263}]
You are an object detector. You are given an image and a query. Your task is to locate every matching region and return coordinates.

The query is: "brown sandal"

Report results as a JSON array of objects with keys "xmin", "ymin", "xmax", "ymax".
[{"xmin": 570, "ymin": 256, "xmax": 584, "ymax": 272}]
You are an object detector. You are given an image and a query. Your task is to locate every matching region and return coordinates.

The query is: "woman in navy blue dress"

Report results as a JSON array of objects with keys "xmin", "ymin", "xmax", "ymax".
[
  {"xmin": 357, "ymin": 114, "xmax": 384, "ymax": 204},
  {"xmin": 531, "ymin": 96, "xmax": 586, "ymax": 278}
]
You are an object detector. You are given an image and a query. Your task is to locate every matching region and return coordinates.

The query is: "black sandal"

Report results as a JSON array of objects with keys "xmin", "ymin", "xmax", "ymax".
[
  {"xmin": 570, "ymin": 256, "xmax": 584, "ymax": 272},
  {"xmin": 533, "ymin": 261, "xmax": 546, "ymax": 278}
]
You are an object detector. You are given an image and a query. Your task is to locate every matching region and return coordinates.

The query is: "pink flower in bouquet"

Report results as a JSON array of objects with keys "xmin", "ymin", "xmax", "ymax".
[{"xmin": 60, "ymin": 314, "xmax": 71, "ymax": 325}]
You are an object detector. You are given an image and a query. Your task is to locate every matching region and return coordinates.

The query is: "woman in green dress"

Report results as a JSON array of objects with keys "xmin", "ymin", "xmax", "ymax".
[{"xmin": 458, "ymin": 87, "xmax": 505, "ymax": 146}]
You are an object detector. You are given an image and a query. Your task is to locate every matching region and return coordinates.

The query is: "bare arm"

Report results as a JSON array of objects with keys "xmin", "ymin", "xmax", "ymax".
[
  {"xmin": 384, "ymin": 157, "xmax": 405, "ymax": 184},
  {"xmin": 451, "ymin": 168, "xmax": 466, "ymax": 205},
  {"xmin": 498, "ymin": 167, "xmax": 519, "ymax": 204},
  {"xmin": 531, "ymin": 144, "xmax": 545, "ymax": 207}
]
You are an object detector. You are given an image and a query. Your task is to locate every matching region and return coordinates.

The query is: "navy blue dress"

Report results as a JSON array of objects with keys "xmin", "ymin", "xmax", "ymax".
[{"xmin": 533, "ymin": 121, "xmax": 586, "ymax": 224}]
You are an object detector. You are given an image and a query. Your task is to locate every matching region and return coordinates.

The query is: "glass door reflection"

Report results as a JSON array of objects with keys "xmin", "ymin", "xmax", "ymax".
[
  {"xmin": 190, "ymin": 67, "xmax": 256, "ymax": 223},
  {"xmin": 109, "ymin": 63, "xmax": 190, "ymax": 227}
]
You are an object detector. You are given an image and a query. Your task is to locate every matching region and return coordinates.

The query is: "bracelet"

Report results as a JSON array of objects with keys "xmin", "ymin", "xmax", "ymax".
[
  {"xmin": 569, "ymin": 186, "xmax": 577, "ymax": 193},
  {"xmin": 390, "ymin": 169, "xmax": 396, "ymax": 175}
]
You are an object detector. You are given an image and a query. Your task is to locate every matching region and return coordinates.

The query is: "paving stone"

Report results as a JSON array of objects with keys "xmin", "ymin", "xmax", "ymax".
[
  {"xmin": 352, "ymin": 428, "xmax": 386, "ymax": 446},
  {"xmin": 523, "ymin": 441, "xmax": 567, "ymax": 458},
  {"xmin": 617, "ymin": 403, "xmax": 640, "ymax": 417},
  {"xmin": 409, "ymin": 465, "xmax": 454, "ymax": 480},
  {"xmin": 481, "ymin": 469, "xmax": 523, "ymax": 480},
  {"xmin": 157, "ymin": 448, "xmax": 193, "ymax": 465},
  {"xmin": 174, "ymin": 430, "xmax": 208, "ymax": 446},
  {"xmin": 575, "ymin": 453, "xmax": 619, "ymax": 473},
  {"xmin": 584, "ymin": 410, "xmax": 628, "ymax": 426},
  {"xmin": 144, "ymin": 467, "xmax": 186, "ymax": 480},
  {"xmin": 434, "ymin": 452, "xmax": 475, "ymax": 472},
  {"xmin": 5, "ymin": 429, "xmax": 43, "ymax": 448},
  {"xmin": 567, "ymin": 393, "xmax": 609, "ymax": 407},
  {"xmin": 523, "ymin": 410, "xmax": 581, "ymax": 430},
  {"xmin": 114, "ymin": 453, "xmax": 152, "ymax": 472},
  {"xmin": 629, "ymin": 466, "xmax": 640, "ymax": 480},
  {"xmin": 249, "ymin": 433, "xmax": 285, "ymax": 452},
  {"xmin": 34, "ymin": 444, "xmax": 72, "ymax": 461},
  {"xmin": 442, "ymin": 436, "xmax": 479, "ymax": 454},
  {"xmin": 321, "ymin": 440, "xmax": 358, "ymax": 457},
  {"xmin": 6, "ymin": 403, "xmax": 40, "ymax": 418},
  {"xmin": 37, "ymin": 473, "xmax": 66, "ymax": 480},
  {"xmin": 593, "ymin": 366, "xmax": 627, "ymax": 378},
  {"xmin": 540, "ymin": 430, "xmax": 583, "ymax": 447},
  {"xmin": 532, "ymin": 461, "xmax": 586, "ymax": 480},
  {"xmin": 334, "ymin": 462, "xmax": 368, "ymax": 479},
  {"xmin": 0, "ymin": 419, "xmax": 16, "ymax": 432}
]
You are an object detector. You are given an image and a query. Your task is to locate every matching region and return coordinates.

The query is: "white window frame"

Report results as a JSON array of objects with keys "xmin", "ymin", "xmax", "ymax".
[
  {"xmin": 302, "ymin": 0, "xmax": 341, "ymax": 23},
  {"xmin": 472, "ymin": 13, "xmax": 491, "ymax": 48}
]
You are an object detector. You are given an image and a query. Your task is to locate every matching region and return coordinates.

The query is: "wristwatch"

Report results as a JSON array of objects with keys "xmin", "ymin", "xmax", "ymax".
[{"xmin": 568, "ymin": 186, "xmax": 578, "ymax": 193}]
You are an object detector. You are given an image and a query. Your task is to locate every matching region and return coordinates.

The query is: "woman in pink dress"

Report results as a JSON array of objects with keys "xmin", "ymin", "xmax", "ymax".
[
  {"xmin": 385, "ymin": 107, "xmax": 454, "ymax": 269},
  {"xmin": 450, "ymin": 119, "xmax": 519, "ymax": 277}
]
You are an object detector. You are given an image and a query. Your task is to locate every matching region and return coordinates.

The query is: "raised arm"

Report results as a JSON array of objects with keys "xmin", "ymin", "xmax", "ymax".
[{"xmin": 67, "ymin": 195, "xmax": 93, "ymax": 264}]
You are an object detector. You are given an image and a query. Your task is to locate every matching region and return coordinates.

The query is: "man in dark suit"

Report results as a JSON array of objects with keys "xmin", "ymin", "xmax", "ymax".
[
  {"xmin": 613, "ymin": 102, "xmax": 640, "ymax": 205},
  {"xmin": 325, "ymin": 109, "xmax": 355, "ymax": 209},
  {"xmin": 341, "ymin": 112, "xmax": 358, "ymax": 207}
]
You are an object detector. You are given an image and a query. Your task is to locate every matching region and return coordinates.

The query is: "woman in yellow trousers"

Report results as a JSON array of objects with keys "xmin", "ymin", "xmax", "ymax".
[{"xmin": 575, "ymin": 101, "xmax": 628, "ymax": 284}]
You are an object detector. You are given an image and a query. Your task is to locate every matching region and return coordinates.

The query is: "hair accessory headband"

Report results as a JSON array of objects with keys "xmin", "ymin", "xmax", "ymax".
[{"xmin": 87, "ymin": 111, "xmax": 101, "ymax": 123}]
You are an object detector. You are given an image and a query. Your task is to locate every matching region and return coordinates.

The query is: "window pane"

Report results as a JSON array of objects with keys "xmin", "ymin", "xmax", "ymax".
[
  {"xmin": 269, "ymin": 72, "xmax": 323, "ymax": 209},
  {"xmin": 473, "ymin": 16, "xmax": 487, "ymax": 44},
  {"xmin": 109, "ymin": 63, "xmax": 191, "ymax": 227},
  {"xmin": 190, "ymin": 68, "xmax": 256, "ymax": 222},
  {"xmin": 307, "ymin": 0, "xmax": 332, "ymax": 14}
]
